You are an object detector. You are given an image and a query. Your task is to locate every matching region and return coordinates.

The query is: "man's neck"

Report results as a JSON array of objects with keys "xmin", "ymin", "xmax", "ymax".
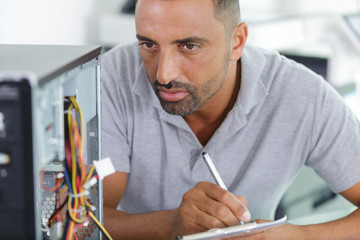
[{"xmin": 184, "ymin": 60, "xmax": 241, "ymax": 146}]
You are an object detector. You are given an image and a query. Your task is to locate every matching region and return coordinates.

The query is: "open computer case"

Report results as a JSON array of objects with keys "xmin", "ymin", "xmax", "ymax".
[{"xmin": 0, "ymin": 44, "xmax": 103, "ymax": 240}]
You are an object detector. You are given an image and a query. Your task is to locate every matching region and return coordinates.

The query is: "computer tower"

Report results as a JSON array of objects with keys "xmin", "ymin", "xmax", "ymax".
[{"xmin": 0, "ymin": 44, "xmax": 102, "ymax": 240}]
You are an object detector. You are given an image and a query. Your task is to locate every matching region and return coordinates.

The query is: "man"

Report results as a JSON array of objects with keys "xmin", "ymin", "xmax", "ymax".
[{"xmin": 101, "ymin": 0, "xmax": 360, "ymax": 239}]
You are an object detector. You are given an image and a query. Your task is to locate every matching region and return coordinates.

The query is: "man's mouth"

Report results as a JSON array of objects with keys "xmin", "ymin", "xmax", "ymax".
[{"xmin": 158, "ymin": 89, "xmax": 188, "ymax": 102}]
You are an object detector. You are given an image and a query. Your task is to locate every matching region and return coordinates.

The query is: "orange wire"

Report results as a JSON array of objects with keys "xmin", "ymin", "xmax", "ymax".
[
  {"xmin": 74, "ymin": 233, "xmax": 79, "ymax": 240},
  {"xmin": 72, "ymin": 118, "xmax": 86, "ymax": 223},
  {"xmin": 73, "ymin": 120, "xmax": 86, "ymax": 186},
  {"xmin": 40, "ymin": 168, "xmax": 62, "ymax": 192}
]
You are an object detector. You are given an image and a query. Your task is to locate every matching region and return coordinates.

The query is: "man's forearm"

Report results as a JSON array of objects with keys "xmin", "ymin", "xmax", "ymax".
[
  {"xmin": 103, "ymin": 206, "xmax": 175, "ymax": 240},
  {"xmin": 302, "ymin": 207, "xmax": 360, "ymax": 239},
  {"xmin": 103, "ymin": 206, "xmax": 360, "ymax": 240}
]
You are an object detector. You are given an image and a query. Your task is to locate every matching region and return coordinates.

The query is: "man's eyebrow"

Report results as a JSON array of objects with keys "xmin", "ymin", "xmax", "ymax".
[
  {"xmin": 136, "ymin": 34, "xmax": 157, "ymax": 43},
  {"xmin": 172, "ymin": 37, "xmax": 209, "ymax": 45},
  {"xmin": 136, "ymin": 34, "xmax": 208, "ymax": 45}
]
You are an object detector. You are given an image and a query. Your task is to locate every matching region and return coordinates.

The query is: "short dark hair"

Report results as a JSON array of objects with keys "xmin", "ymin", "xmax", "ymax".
[
  {"xmin": 213, "ymin": 0, "xmax": 240, "ymax": 34},
  {"xmin": 135, "ymin": 0, "xmax": 240, "ymax": 35}
]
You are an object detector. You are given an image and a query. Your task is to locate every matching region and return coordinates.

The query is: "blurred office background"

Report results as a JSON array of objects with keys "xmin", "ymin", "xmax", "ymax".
[{"xmin": 1, "ymin": 0, "xmax": 359, "ymax": 224}]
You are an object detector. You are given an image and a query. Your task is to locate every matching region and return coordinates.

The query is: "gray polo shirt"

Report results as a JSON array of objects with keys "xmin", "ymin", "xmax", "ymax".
[{"xmin": 101, "ymin": 42, "xmax": 360, "ymax": 220}]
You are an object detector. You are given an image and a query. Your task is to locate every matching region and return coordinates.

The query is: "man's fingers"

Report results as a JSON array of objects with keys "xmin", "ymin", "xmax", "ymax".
[
  {"xmin": 195, "ymin": 182, "xmax": 251, "ymax": 223},
  {"xmin": 197, "ymin": 195, "xmax": 240, "ymax": 227},
  {"xmin": 235, "ymin": 195, "xmax": 248, "ymax": 207},
  {"xmin": 193, "ymin": 206, "xmax": 228, "ymax": 229},
  {"xmin": 182, "ymin": 183, "xmax": 238, "ymax": 227},
  {"xmin": 235, "ymin": 195, "xmax": 251, "ymax": 222}
]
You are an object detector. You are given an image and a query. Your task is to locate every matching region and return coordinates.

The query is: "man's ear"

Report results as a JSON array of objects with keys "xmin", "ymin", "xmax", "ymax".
[{"xmin": 230, "ymin": 22, "xmax": 248, "ymax": 61}]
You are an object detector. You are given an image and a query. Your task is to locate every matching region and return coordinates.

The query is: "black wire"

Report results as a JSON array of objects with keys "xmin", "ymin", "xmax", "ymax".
[
  {"xmin": 63, "ymin": 97, "xmax": 71, "ymax": 140},
  {"xmin": 48, "ymin": 196, "xmax": 69, "ymax": 228},
  {"xmin": 63, "ymin": 214, "xmax": 71, "ymax": 240}
]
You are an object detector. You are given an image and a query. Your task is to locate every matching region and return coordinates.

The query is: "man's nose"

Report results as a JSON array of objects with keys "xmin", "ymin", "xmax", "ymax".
[{"xmin": 156, "ymin": 49, "xmax": 180, "ymax": 85}]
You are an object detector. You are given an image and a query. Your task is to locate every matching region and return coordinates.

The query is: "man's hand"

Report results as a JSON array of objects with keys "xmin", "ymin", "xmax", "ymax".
[{"xmin": 169, "ymin": 181, "xmax": 251, "ymax": 238}]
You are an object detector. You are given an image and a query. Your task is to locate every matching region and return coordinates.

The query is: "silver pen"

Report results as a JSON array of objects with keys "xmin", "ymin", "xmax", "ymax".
[{"xmin": 202, "ymin": 152, "xmax": 245, "ymax": 225}]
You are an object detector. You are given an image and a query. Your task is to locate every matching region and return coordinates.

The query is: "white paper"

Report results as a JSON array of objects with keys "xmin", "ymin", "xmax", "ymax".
[{"xmin": 179, "ymin": 216, "xmax": 288, "ymax": 240}]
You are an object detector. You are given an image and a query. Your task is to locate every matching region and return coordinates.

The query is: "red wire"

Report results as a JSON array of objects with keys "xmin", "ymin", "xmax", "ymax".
[
  {"xmin": 65, "ymin": 140, "xmax": 72, "ymax": 169},
  {"xmin": 76, "ymin": 176, "xmax": 81, "ymax": 193}
]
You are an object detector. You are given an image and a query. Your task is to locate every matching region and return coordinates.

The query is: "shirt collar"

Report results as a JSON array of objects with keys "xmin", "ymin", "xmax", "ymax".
[{"xmin": 235, "ymin": 45, "xmax": 269, "ymax": 116}]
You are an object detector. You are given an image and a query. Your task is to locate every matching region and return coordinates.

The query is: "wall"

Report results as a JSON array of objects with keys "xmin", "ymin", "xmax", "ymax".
[
  {"xmin": 0, "ymin": 0, "xmax": 124, "ymax": 45},
  {"xmin": 241, "ymin": 0, "xmax": 359, "ymax": 15},
  {"xmin": 1, "ymin": 0, "xmax": 359, "ymax": 45}
]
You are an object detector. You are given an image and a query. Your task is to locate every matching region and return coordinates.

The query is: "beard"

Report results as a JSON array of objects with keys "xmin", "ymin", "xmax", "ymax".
[
  {"xmin": 150, "ymin": 43, "xmax": 232, "ymax": 116},
  {"xmin": 152, "ymin": 57, "xmax": 230, "ymax": 116},
  {"xmin": 152, "ymin": 80, "xmax": 204, "ymax": 116}
]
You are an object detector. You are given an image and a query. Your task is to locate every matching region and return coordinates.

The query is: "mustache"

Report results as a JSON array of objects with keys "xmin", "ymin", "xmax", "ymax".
[
  {"xmin": 153, "ymin": 80, "xmax": 192, "ymax": 90},
  {"xmin": 154, "ymin": 80, "xmax": 173, "ymax": 89}
]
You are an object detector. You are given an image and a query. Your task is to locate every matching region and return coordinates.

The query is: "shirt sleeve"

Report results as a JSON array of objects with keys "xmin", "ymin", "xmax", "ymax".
[{"xmin": 306, "ymin": 78, "xmax": 360, "ymax": 193}]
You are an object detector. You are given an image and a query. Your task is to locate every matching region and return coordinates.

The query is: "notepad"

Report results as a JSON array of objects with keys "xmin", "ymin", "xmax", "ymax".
[{"xmin": 177, "ymin": 216, "xmax": 288, "ymax": 240}]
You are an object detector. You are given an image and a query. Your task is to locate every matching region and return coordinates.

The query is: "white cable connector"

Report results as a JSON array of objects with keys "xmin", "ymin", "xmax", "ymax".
[
  {"xmin": 56, "ymin": 172, "xmax": 64, "ymax": 179},
  {"xmin": 92, "ymin": 157, "xmax": 115, "ymax": 180},
  {"xmin": 83, "ymin": 177, "xmax": 98, "ymax": 189},
  {"xmin": 83, "ymin": 220, "xmax": 90, "ymax": 227},
  {"xmin": 49, "ymin": 222, "xmax": 63, "ymax": 240},
  {"xmin": 88, "ymin": 205, "xmax": 97, "ymax": 212}
]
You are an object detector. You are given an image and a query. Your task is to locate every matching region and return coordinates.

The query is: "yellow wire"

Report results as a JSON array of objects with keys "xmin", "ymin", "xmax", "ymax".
[
  {"xmin": 67, "ymin": 102, "xmax": 88, "ymax": 224},
  {"xmin": 70, "ymin": 96, "xmax": 84, "ymax": 153},
  {"xmin": 67, "ymin": 196, "xmax": 88, "ymax": 224},
  {"xmin": 69, "ymin": 97, "xmax": 87, "ymax": 199},
  {"xmin": 85, "ymin": 200, "xmax": 95, "ymax": 210},
  {"xmin": 89, "ymin": 212, "xmax": 113, "ymax": 240},
  {"xmin": 84, "ymin": 166, "xmax": 95, "ymax": 184},
  {"xmin": 68, "ymin": 221, "xmax": 75, "ymax": 240},
  {"xmin": 70, "ymin": 97, "xmax": 89, "ymax": 211}
]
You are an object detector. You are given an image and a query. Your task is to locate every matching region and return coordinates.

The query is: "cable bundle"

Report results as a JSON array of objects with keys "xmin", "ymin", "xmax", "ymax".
[{"xmin": 41, "ymin": 96, "xmax": 112, "ymax": 240}]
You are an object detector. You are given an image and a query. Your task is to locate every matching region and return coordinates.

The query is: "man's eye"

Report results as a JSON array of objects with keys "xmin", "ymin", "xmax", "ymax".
[
  {"xmin": 139, "ymin": 42, "xmax": 155, "ymax": 49},
  {"xmin": 184, "ymin": 43, "xmax": 199, "ymax": 50}
]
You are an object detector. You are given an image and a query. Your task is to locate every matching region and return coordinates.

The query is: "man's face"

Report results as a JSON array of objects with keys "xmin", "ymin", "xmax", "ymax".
[{"xmin": 135, "ymin": 0, "xmax": 231, "ymax": 116}]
